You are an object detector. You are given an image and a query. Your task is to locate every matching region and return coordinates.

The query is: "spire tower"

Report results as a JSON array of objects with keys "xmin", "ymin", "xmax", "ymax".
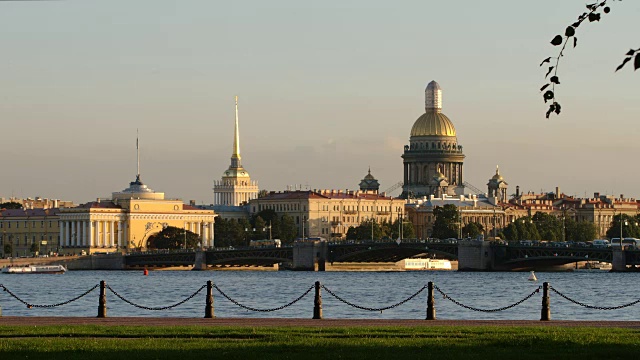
[
  {"xmin": 136, "ymin": 128, "xmax": 140, "ymax": 182},
  {"xmin": 231, "ymin": 96, "xmax": 241, "ymax": 168}
]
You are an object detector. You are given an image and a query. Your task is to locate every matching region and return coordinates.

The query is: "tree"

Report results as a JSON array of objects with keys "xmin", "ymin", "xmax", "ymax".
[
  {"xmin": 605, "ymin": 214, "xmax": 640, "ymax": 239},
  {"xmin": 431, "ymin": 204, "xmax": 459, "ymax": 239},
  {"xmin": 345, "ymin": 219, "xmax": 384, "ymax": 240},
  {"xmin": 30, "ymin": 241, "xmax": 40, "ymax": 255},
  {"xmin": 541, "ymin": 1, "xmax": 636, "ymax": 118},
  {"xmin": 278, "ymin": 214, "xmax": 298, "ymax": 244},
  {"xmin": 147, "ymin": 226, "xmax": 200, "ymax": 250},
  {"xmin": 462, "ymin": 222, "xmax": 484, "ymax": 239},
  {"xmin": 0, "ymin": 202, "xmax": 22, "ymax": 210},
  {"xmin": 3, "ymin": 243, "xmax": 13, "ymax": 257},
  {"xmin": 565, "ymin": 218, "xmax": 597, "ymax": 242},
  {"xmin": 532, "ymin": 212, "xmax": 563, "ymax": 241},
  {"xmin": 504, "ymin": 217, "xmax": 540, "ymax": 241}
]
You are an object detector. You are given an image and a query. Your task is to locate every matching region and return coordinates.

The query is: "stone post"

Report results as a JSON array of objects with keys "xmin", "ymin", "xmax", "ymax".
[
  {"xmin": 541, "ymin": 282, "xmax": 550, "ymax": 321},
  {"xmin": 98, "ymin": 280, "xmax": 107, "ymax": 318},
  {"xmin": 426, "ymin": 281, "xmax": 436, "ymax": 320},
  {"xmin": 205, "ymin": 280, "xmax": 214, "ymax": 318},
  {"xmin": 313, "ymin": 281, "xmax": 322, "ymax": 319}
]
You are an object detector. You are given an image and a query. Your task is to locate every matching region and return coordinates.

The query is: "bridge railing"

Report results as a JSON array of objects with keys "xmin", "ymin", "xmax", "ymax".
[{"xmin": 2, "ymin": 281, "xmax": 640, "ymax": 320}]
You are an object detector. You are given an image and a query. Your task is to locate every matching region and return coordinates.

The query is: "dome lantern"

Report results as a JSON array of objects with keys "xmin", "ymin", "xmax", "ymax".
[{"xmin": 425, "ymin": 80, "xmax": 442, "ymax": 112}]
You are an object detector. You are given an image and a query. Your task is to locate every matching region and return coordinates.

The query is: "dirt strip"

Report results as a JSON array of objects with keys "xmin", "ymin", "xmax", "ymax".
[{"xmin": 1, "ymin": 317, "xmax": 640, "ymax": 328}]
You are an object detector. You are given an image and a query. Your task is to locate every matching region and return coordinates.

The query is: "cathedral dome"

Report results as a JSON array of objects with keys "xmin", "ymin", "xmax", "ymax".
[{"xmin": 410, "ymin": 112, "xmax": 456, "ymax": 137}]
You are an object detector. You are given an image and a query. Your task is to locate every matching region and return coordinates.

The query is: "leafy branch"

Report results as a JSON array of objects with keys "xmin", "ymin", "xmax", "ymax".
[{"xmin": 540, "ymin": 1, "xmax": 636, "ymax": 118}]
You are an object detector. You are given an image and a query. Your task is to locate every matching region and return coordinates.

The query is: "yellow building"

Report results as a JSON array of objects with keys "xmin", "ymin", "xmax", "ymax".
[
  {"xmin": 249, "ymin": 189, "xmax": 406, "ymax": 239},
  {"xmin": 1, "ymin": 208, "xmax": 60, "ymax": 258},
  {"xmin": 55, "ymin": 173, "xmax": 216, "ymax": 255}
]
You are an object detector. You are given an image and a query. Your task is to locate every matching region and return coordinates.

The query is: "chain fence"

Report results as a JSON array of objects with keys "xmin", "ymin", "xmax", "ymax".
[
  {"xmin": 434, "ymin": 284, "xmax": 541, "ymax": 313},
  {"xmin": 550, "ymin": 286, "xmax": 640, "ymax": 310},
  {"xmin": 213, "ymin": 283, "xmax": 314, "ymax": 312},
  {"xmin": 106, "ymin": 284, "xmax": 206, "ymax": 311},
  {"xmin": 321, "ymin": 284, "xmax": 427, "ymax": 312},
  {"xmin": 0, "ymin": 283, "xmax": 99, "ymax": 309}
]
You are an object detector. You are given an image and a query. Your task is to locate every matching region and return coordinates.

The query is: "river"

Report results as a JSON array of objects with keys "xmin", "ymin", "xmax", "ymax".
[{"xmin": 0, "ymin": 270, "xmax": 638, "ymax": 320}]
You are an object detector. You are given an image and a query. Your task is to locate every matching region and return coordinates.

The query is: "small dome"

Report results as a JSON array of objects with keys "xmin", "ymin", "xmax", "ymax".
[
  {"xmin": 491, "ymin": 166, "xmax": 504, "ymax": 181},
  {"xmin": 223, "ymin": 168, "xmax": 250, "ymax": 178},
  {"xmin": 410, "ymin": 112, "xmax": 457, "ymax": 137}
]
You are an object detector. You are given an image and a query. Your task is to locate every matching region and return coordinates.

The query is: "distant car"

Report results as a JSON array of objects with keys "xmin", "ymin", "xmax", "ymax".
[{"xmin": 592, "ymin": 239, "xmax": 611, "ymax": 248}]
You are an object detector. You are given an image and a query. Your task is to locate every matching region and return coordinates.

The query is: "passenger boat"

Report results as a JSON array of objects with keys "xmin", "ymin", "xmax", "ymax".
[
  {"xmin": 1, "ymin": 264, "xmax": 67, "ymax": 274},
  {"xmin": 402, "ymin": 258, "xmax": 452, "ymax": 270}
]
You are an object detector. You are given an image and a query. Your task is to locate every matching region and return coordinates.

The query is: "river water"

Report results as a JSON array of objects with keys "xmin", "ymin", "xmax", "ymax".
[{"xmin": 0, "ymin": 270, "xmax": 638, "ymax": 320}]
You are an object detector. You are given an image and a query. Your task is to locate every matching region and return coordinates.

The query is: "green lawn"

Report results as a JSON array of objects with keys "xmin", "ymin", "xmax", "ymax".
[{"xmin": 0, "ymin": 325, "xmax": 639, "ymax": 360}]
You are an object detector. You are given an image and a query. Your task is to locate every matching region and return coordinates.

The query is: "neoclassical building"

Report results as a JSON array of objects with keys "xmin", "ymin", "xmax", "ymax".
[
  {"xmin": 401, "ymin": 81, "xmax": 465, "ymax": 199},
  {"xmin": 213, "ymin": 96, "xmax": 259, "ymax": 207}
]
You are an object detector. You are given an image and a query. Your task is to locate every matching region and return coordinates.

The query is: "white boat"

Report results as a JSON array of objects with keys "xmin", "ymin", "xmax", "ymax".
[
  {"xmin": 402, "ymin": 258, "xmax": 452, "ymax": 270},
  {"xmin": 1, "ymin": 264, "xmax": 67, "ymax": 274},
  {"xmin": 528, "ymin": 271, "xmax": 537, "ymax": 281}
]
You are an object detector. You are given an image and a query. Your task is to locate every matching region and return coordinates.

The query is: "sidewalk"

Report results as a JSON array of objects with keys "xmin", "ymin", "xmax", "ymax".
[{"xmin": 2, "ymin": 317, "xmax": 640, "ymax": 328}]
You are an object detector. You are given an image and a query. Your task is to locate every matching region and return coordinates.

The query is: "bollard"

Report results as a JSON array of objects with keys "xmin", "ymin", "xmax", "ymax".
[
  {"xmin": 540, "ymin": 282, "xmax": 550, "ymax": 321},
  {"xmin": 426, "ymin": 282, "xmax": 436, "ymax": 320},
  {"xmin": 313, "ymin": 281, "xmax": 322, "ymax": 319},
  {"xmin": 97, "ymin": 280, "xmax": 107, "ymax": 318},
  {"xmin": 205, "ymin": 280, "xmax": 214, "ymax": 318}
]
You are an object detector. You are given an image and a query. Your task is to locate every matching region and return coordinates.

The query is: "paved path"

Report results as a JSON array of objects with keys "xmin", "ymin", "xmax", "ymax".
[{"xmin": 2, "ymin": 317, "xmax": 640, "ymax": 328}]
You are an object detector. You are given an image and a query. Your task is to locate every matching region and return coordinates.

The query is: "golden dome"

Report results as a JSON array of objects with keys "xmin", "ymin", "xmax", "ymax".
[{"xmin": 410, "ymin": 111, "xmax": 456, "ymax": 137}]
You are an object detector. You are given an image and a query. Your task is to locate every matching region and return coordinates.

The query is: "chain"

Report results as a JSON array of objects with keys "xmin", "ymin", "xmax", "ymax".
[
  {"xmin": 550, "ymin": 286, "xmax": 640, "ymax": 310},
  {"xmin": 321, "ymin": 284, "xmax": 427, "ymax": 312},
  {"xmin": 213, "ymin": 284, "xmax": 314, "ymax": 312},
  {"xmin": 106, "ymin": 284, "xmax": 206, "ymax": 311},
  {"xmin": 434, "ymin": 284, "xmax": 541, "ymax": 312},
  {"xmin": 0, "ymin": 284, "xmax": 99, "ymax": 309}
]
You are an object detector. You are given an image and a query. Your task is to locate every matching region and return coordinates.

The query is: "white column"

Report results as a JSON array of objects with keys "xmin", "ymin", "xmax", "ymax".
[
  {"xmin": 84, "ymin": 221, "xmax": 90, "ymax": 246},
  {"xmin": 90, "ymin": 221, "xmax": 95, "ymax": 247},
  {"xmin": 59, "ymin": 222, "xmax": 64, "ymax": 248},
  {"xmin": 102, "ymin": 221, "xmax": 107, "ymax": 247},
  {"xmin": 110, "ymin": 221, "xmax": 115, "ymax": 247},
  {"xmin": 65, "ymin": 221, "xmax": 71, "ymax": 247},
  {"xmin": 72, "ymin": 221, "xmax": 77, "ymax": 247},
  {"xmin": 209, "ymin": 222, "xmax": 215, "ymax": 247},
  {"xmin": 118, "ymin": 221, "xmax": 123, "ymax": 248},
  {"xmin": 96, "ymin": 221, "xmax": 101, "ymax": 247}
]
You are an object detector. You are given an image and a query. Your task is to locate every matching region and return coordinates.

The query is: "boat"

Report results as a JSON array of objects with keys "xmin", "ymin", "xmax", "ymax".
[
  {"xmin": 528, "ymin": 271, "xmax": 537, "ymax": 281},
  {"xmin": 402, "ymin": 258, "xmax": 452, "ymax": 270},
  {"xmin": 1, "ymin": 264, "xmax": 67, "ymax": 274}
]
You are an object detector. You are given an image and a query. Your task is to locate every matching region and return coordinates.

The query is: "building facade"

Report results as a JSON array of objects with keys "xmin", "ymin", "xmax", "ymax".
[
  {"xmin": 249, "ymin": 190, "xmax": 406, "ymax": 239},
  {"xmin": 0, "ymin": 208, "xmax": 61, "ymax": 258},
  {"xmin": 401, "ymin": 81, "xmax": 465, "ymax": 199}
]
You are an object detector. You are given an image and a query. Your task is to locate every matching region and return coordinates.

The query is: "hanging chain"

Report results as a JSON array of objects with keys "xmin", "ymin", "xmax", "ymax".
[
  {"xmin": 550, "ymin": 286, "xmax": 640, "ymax": 310},
  {"xmin": 106, "ymin": 284, "xmax": 206, "ymax": 311},
  {"xmin": 434, "ymin": 284, "xmax": 541, "ymax": 313},
  {"xmin": 213, "ymin": 283, "xmax": 314, "ymax": 312},
  {"xmin": 0, "ymin": 284, "xmax": 99, "ymax": 309},
  {"xmin": 321, "ymin": 284, "xmax": 427, "ymax": 312}
]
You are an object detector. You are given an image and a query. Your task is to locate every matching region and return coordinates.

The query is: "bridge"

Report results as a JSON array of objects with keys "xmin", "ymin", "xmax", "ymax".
[{"xmin": 121, "ymin": 241, "xmax": 640, "ymax": 271}]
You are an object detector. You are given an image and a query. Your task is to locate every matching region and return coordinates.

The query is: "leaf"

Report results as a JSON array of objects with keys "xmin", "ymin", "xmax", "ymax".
[
  {"xmin": 540, "ymin": 84, "xmax": 550, "ymax": 92},
  {"xmin": 545, "ymin": 66, "xmax": 554, "ymax": 78},
  {"xmin": 627, "ymin": 49, "xmax": 636, "ymax": 56},
  {"xmin": 543, "ymin": 90, "xmax": 554, "ymax": 102},
  {"xmin": 616, "ymin": 57, "xmax": 632, "ymax": 72},
  {"xmin": 574, "ymin": 37, "xmax": 578, "ymax": 48},
  {"xmin": 539, "ymin": 57, "xmax": 551, "ymax": 66},
  {"xmin": 551, "ymin": 35, "xmax": 563, "ymax": 46},
  {"xmin": 588, "ymin": 13, "xmax": 601, "ymax": 22},
  {"xmin": 635, "ymin": 54, "xmax": 640, "ymax": 71},
  {"xmin": 550, "ymin": 76, "xmax": 560, "ymax": 84},
  {"xmin": 565, "ymin": 26, "xmax": 575, "ymax": 37},
  {"xmin": 554, "ymin": 102, "xmax": 561, "ymax": 115}
]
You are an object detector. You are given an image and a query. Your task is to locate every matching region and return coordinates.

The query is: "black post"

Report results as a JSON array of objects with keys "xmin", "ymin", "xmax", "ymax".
[
  {"xmin": 97, "ymin": 280, "xmax": 107, "ymax": 318},
  {"xmin": 426, "ymin": 282, "xmax": 436, "ymax": 320},
  {"xmin": 313, "ymin": 281, "xmax": 322, "ymax": 319},
  {"xmin": 541, "ymin": 282, "xmax": 550, "ymax": 321},
  {"xmin": 205, "ymin": 280, "xmax": 214, "ymax": 318}
]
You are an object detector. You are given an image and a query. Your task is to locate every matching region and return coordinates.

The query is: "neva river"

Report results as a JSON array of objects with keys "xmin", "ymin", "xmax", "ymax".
[{"xmin": 1, "ymin": 270, "xmax": 638, "ymax": 320}]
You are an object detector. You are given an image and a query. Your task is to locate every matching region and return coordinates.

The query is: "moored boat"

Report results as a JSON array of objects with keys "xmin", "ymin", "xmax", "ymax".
[{"xmin": 1, "ymin": 264, "xmax": 67, "ymax": 274}]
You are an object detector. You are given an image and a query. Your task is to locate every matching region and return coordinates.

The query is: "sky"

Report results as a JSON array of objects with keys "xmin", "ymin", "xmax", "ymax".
[{"xmin": 0, "ymin": 0, "xmax": 638, "ymax": 205}]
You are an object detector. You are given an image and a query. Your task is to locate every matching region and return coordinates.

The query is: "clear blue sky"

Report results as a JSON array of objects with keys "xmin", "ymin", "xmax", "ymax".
[{"xmin": 0, "ymin": 0, "xmax": 638, "ymax": 204}]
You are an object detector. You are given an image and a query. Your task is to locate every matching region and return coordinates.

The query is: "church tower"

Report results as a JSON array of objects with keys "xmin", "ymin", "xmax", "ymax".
[
  {"xmin": 401, "ymin": 81, "xmax": 465, "ymax": 199},
  {"xmin": 213, "ymin": 96, "xmax": 259, "ymax": 206}
]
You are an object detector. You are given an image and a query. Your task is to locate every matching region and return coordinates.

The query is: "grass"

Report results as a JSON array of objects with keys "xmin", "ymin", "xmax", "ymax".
[{"xmin": 0, "ymin": 325, "xmax": 639, "ymax": 359}]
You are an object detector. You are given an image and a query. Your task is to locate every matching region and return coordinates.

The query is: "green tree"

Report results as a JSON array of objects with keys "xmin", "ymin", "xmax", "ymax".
[
  {"xmin": 4, "ymin": 243, "xmax": 13, "ymax": 257},
  {"xmin": 278, "ymin": 214, "xmax": 297, "ymax": 244},
  {"xmin": 565, "ymin": 218, "xmax": 597, "ymax": 243},
  {"xmin": 0, "ymin": 202, "xmax": 22, "ymax": 210},
  {"xmin": 30, "ymin": 241, "xmax": 40, "ymax": 255},
  {"xmin": 147, "ymin": 226, "xmax": 200, "ymax": 250},
  {"xmin": 431, "ymin": 204, "xmax": 459, "ymax": 239},
  {"xmin": 462, "ymin": 222, "xmax": 484, "ymax": 239},
  {"xmin": 606, "ymin": 214, "xmax": 640, "ymax": 239},
  {"xmin": 503, "ymin": 222, "xmax": 519, "ymax": 241},
  {"xmin": 389, "ymin": 218, "xmax": 415, "ymax": 239},
  {"xmin": 533, "ymin": 212, "xmax": 563, "ymax": 241}
]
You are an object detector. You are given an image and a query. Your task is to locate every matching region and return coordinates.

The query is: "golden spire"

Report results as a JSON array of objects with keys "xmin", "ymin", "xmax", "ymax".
[{"xmin": 231, "ymin": 95, "xmax": 242, "ymax": 168}]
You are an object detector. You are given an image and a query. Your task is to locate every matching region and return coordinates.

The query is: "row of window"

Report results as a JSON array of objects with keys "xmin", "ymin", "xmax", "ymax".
[
  {"xmin": 0, "ymin": 235, "xmax": 59, "ymax": 246},
  {"xmin": 0, "ymin": 221, "xmax": 56, "ymax": 229}
]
